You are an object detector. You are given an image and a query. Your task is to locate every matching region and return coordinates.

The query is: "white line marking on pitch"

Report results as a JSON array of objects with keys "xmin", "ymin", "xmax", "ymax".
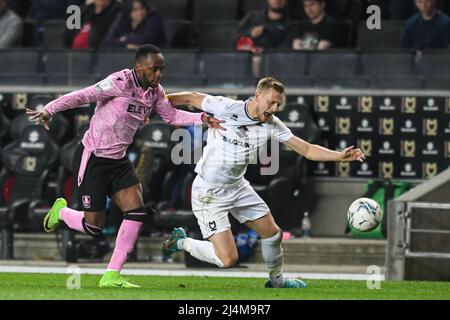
[{"xmin": 0, "ymin": 266, "xmax": 385, "ymax": 281}]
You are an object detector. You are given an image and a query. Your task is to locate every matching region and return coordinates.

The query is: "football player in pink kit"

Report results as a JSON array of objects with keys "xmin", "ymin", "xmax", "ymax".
[{"xmin": 26, "ymin": 44, "xmax": 224, "ymax": 288}]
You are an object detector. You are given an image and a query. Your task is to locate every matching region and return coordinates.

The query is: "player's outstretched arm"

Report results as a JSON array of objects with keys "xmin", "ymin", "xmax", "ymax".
[
  {"xmin": 167, "ymin": 92, "xmax": 207, "ymax": 110},
  {"xmin": 283, "ymin": 136, "xmax": 366, "ymax": 162}
]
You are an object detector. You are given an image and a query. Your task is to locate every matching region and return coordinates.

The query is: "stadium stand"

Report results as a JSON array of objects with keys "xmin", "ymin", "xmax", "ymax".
[
  {"xmin": 162, "ymin": 50, "xmax": 203, "ymax": 87},
  {"xmin": 163, "ymin": 19, "xmax": 195, "ymax": 48},
  {"xmin": 43, "ymin": 50, "xmax": 95, "ymax": 86},
  {"xmin": 356, "ymin": 20, "xmax": 405, "ymax": 49},
  {"xmin": 199, "ymin": 51, "xmax": 256, "ymax": 87},
  {"xmin": 95, "ymin": 49, "xmax": 135, "ymax": 80},
  {"xmin": 192, "ymin": 0, "xmax": 240, "ymax": 23},
  {"xmin": 0, "ymin": 49, "xmax": 43, "ymax": 85},
  {"xmin": 262, "ymin": 51, "xmax": 311, "ymax": 87},
  {"xmin": 196, "ymin": 21, "xmax": 238, "ymax": 50},
  {"xmin": 0, "ymin": 125, "xmax": 59, "ymax": 259},
  {"xmin": 42, "ymin": 20, "xmax": 65, "ymax": 49},
  {"xmin": 148, "ymin": 0, "xmax": 192, "ymax": 20}
]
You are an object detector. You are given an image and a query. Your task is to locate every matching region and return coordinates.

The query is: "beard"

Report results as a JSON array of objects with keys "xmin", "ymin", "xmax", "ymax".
[{"xmin": 270, "ymin": 7, "xmax": 286, "ymax": 14}]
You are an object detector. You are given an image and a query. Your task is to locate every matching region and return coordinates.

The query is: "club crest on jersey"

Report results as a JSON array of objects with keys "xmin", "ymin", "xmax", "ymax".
[
  {"xmin": 82, "ymin": 195, "xmax": 91, "ymax": 209},
  {"xmin": 231, "ymin": 114, "xmax": 239, "ymax": 121}
]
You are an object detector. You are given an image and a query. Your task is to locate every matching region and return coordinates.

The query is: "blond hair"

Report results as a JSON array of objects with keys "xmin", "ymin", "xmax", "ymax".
[{"xmin": 256, "ymin": 77, "xmax": 285, "ymax": 95}]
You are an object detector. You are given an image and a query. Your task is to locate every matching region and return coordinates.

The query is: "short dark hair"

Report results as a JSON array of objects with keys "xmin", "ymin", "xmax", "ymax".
[{"xmin": 135, "ymin": 44, "xmax": 162, "ymax": 63}]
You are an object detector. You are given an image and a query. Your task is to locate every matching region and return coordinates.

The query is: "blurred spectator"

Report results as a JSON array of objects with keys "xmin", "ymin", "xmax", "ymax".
[
  {"xmin": 64, "ymin": 0, "xmax": 122, "ymax": 49},
  {"xmin": 30, "ymin": 0, "xmax": 84, "ymax": 21},
  {"xmin": 0, "ymin": 0, "xmax": 23, "ymax": 48},
  {"xmin": 389, "ymin": 0, "xmax": 449, "ymax": 19},
  {"xmin": 102, "ymin": 0, "xmax": 166, "ymax": 49},
  {"xmin": 235, "ymin": 0, "xmax": 294, "ymax": 77},
  {"xmin": 236, "ymin": 0, "xmax": 294, "ymax": 51},
  {"xmin": 400, "ymin": 0, "xmax": 450, "ymax": 49},
  {"xmin": 292, "ymin": 0, "xmax": 338, "ymax": 50}
]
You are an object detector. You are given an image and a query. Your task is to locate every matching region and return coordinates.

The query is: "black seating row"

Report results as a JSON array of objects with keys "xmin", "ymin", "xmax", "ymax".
[{"xmin": 1, "ymin": 49, "xmax": 449, "ymax": 89}]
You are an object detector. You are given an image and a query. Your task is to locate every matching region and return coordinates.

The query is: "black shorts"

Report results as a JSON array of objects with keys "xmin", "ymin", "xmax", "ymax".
[{"xmin": 72, "ymin": 142, "xmax": 140, "ymax": 212}]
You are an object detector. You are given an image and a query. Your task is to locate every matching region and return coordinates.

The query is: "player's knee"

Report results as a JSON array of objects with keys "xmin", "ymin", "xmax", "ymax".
[
  {"xmin": 123, "ymin": 207, "xmax": 147, "ymax": 223},
  {"xmin": 219, "ymin": 253, "xmax": 239, "ymax": 268},
  {"xmin": 82, "ymin": 217, "xmax": 103, "ymax": 236}
]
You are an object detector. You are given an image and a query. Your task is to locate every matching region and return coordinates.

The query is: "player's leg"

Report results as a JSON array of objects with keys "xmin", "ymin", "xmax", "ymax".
[
  {"xmin": 98, "ymin": 182, "xmax": 144, "ymax": 288},
  {"xmin": 165, "ymin": 227, "xmax": 238, "ymax": 268},
  {"xmin": 44, "ymin": 142, "xmax": 107, "ymax": 234},
  {"xmin": 108, "ymin": 183, "xmax": 145, "ymax": 272},
  {"xmin": 246, "ymin": 213, "xmax": 307, "ymax": 289},
  {"xmin": 163, "ymin": 175, "xmax": 238, "ymax": 268}
]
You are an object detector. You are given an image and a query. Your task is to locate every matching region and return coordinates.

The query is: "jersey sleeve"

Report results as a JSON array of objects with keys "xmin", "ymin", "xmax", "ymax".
[
  {"xmin": 201, "ymin": 95, "xmax": 234, "ymax": 117},
  {"xmin": 272, "ymin": 116, "xmax": 294, "ymax": 142},
  {"xmin": 153, "ymin": 85, "xmax": 203, "ymax": 125},
  {"xmin": 43, "ymin": 74, "xmax": 124, "ymax": 115}
]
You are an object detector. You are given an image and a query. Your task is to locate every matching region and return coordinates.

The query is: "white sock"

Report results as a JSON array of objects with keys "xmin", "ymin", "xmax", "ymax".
[
  {"xmin": 261, "ymin": 231, "xmax": 285, "ymax": 287},
  {"xmin": 177, "ymin": 237, "xmax": 224, "ymax": 268}
]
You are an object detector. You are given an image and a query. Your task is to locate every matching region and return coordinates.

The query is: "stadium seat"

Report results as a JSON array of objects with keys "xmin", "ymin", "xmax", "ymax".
[
  {"xmin": 361, "ymin": 51, "xmax": 417, "ymax": 78},
  {"xmin": 42, "ymin": 20, "xmax": 66, "ymax": 49},
  {"xmin": 199, "ymin": 52, "xmax": 256, "ymax": 87},
  {"xmin": 0, "ymin": 50, "xmax": 43, "ymax": 85},
  {"xmin": 0, "ymin": 108, "xmax": 10, "ymax": 143},
  {"xmin": 161, "ymin": 51, "xmax": 204, "ymax": 87},
  {"xmin": 22, "ymin": 19, "xmax": 37, "ymax": 47},
  {"xmin": 149, "ymin": 0, "xmax": 191, "ymax": 20},
  {"xmin": 43, "ymin": 50, "xmax": 96, "ymax": 86},
  {"xmin": 263, "ymin": 51, "xmax": 310, "ymax": 86},
  {"xmin": 308, "ymin": 50, "xmax": 359, "ymax": 78},
  {"xmin": 192, "ymin": 0, "xmax": 239, "ymax": 23},
  {"xmin": 134, "ymin": 121, "xmax": 176, "ymax": 209},
  {"xmin": 334, "ymin": 20, "xmax": 355, "ymax": 48},
  {"xmin": 356, "ymin": 20, "xmax": 405, "ymax": 49},
  {"xmin": 95, "ymin": 50, "xmax": 135, "ymax": 80},
  {"xmin": 10, "ymin": 110, "xmax": 70, "ymax": 144},
  {"xmin": 423, "ymin": 77, "xmax": 450, "ymax": 90},
  {"xmin": 314, "ymin": 76, "xmax": 367, "ymax": 89},
  {"xmin": 367, "ymin": 77, "xmax": 424, "ymax": 89},
  {"xmin": 416, "ymin": 51, "xmax": 450, "ymax": 83},
  {"xmin": 163, "ymin": 20, "xmax": 195, "ymax": 48},
  {"xmin": 241, "ymin": 0, "xmax": 267, "ymax": 16},
  {"xmin": 0, "ymin": 126, "xmax": 60, "ymax": 259},
  {"xmin": 196, "ymin": 21, "xmax": 238, "ymax": 50}
]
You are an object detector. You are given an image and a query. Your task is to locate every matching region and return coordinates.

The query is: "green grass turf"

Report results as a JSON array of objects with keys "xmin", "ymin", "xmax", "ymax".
[{"xmin": 0, "ymin": 273, "xmax": 449, "ymax": 300}]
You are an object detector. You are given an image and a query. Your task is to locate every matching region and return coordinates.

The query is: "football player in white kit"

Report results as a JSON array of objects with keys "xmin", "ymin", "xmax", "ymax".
[{"xmin": 163, "ymin": 77, "xmax": 365, "ymax": 288}]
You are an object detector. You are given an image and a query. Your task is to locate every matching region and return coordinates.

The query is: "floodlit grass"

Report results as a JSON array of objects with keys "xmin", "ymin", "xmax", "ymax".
[{"xmin": 0, "ymin": 273, "xmax": 449, "ymax": 300}]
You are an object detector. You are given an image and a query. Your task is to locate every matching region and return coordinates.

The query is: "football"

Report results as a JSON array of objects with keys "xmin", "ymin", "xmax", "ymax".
[{"xmin": 347, "ymin": 197, "xmax": 382, "ymax": 232}]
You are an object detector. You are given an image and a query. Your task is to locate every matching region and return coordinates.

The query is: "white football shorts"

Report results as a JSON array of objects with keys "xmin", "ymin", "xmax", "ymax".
[{"xmin": 191, "ymin": 175, "xmax": 270, "ymax": 239}]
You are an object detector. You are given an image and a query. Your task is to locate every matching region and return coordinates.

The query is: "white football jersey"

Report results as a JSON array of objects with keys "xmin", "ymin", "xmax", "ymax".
[{"xmin": 195, "ymin": 95, "xmax": 294, "ymax": 185}]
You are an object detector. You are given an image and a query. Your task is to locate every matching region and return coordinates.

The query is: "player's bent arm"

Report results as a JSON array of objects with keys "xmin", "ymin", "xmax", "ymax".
[
  {"xmin": 166, "ymin": 92, "xmax": 207, "ymax": 110},
  {"xmin": 283, "ymin": 136, "xmax": 342, "ymax": 162}
]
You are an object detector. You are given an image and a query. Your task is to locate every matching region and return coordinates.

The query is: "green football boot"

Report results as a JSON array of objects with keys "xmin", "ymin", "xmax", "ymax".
[
  {"xmin": 43, "ymin": 198, "xmax": 67, "ymax": 232},
  {"xmin": 99, "ymin": 271, "xmax": 140, "ymax": 288},
  {"xmin": 265, "ymin": 278, "xmax": 308, "ymax": 288},
  {"xmin": 162, "ymin": 227, "xmax": 187, "ymax": 257}
]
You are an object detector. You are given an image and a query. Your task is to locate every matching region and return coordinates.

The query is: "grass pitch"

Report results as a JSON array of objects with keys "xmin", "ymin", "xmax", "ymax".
[{"xmin": 0, "ymin": 273, "xmax": 449, "ymax": 300}]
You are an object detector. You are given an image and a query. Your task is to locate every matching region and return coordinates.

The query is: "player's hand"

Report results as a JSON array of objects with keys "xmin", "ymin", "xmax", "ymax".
[
  {"xmin": 26, "ymin": 108, "xmax": 51, "ymax": 130},
  {"xmin": 202, "ymin": 113, "xmax": 226, "ymax": 131},
  {"xmin": 250, "ymin": 25, "xmax": 264, "ymax": 39},
  {"xmin": 340, "ymin": 145, "xmax": 366, "ymax": 162}
]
